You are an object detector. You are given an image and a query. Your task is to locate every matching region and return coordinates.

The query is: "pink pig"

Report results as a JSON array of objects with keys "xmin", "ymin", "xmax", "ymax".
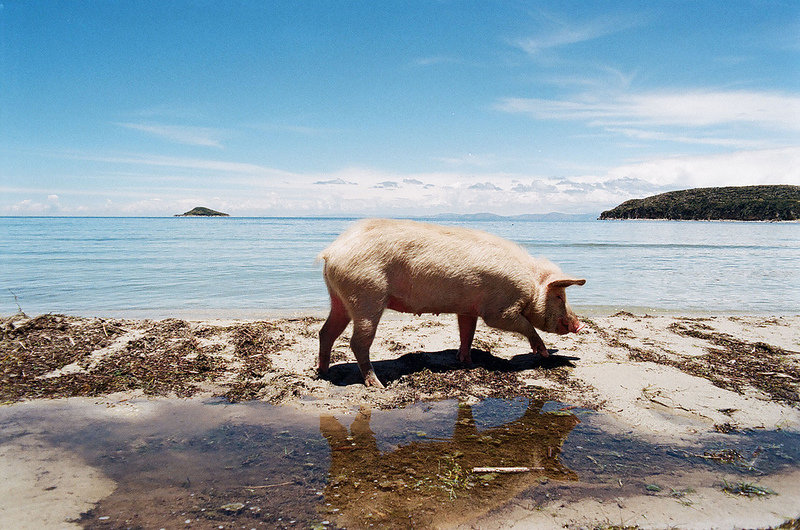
[{"xmin": 318, "ymin": 219, "xmax": 586, "ymax": 387}]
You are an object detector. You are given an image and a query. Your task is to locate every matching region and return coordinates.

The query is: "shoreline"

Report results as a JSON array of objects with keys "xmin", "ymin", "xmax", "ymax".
[
  {"xmin": 3, "ymin": 214, "xmax": 799, "ymax": 222},
  {"xmin": 2, "ymin": 310, "xmax": 799, "ymax": 528},
  {"xmin": 4, "ymin": 304, "xmax": 797, "ymax": 323},
  {"xmin": 598, "ymin": 217, "xmax": 800, "ymax": 223}
]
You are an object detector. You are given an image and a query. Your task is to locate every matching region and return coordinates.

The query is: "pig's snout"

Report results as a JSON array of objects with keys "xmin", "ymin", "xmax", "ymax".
[{"xmin": 557, "ymin": 317, "xmax": 585, "ymax": 335}]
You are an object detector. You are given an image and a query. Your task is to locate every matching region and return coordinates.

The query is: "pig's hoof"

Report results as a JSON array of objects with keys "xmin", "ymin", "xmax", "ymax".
[{"xmin": 363, "ymin": 373, "xmax": 385, "ymax": 388}]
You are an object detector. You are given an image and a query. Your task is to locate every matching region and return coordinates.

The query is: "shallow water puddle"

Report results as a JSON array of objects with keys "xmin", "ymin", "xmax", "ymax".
[{"xmin": 1, "ymin": 398, "xmax": 799, "ymax": 529}]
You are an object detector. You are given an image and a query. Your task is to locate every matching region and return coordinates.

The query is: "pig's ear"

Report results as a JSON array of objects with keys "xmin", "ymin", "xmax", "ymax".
[{"xmin": 547, "ymin": 278, "xmax": 586, "ymax": 289}]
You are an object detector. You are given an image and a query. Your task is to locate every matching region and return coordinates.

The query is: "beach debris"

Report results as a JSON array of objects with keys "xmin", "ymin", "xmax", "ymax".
[
  {"xmin": 219, "ymin": 502, "xmax": 246, "ymax": 513},
  {"xmin": 472, "ymin": 466, "xmax": 542, "ymax": 473},
  {"xmin": 3, "ymin": 311, "xmax": 798, "ymax": 429},
  {"xmin": 714, "ymin": 422, "xmax": 741, "ymax": 433},
  {"xmin": 721, "ymin": 479, "xmax": 776, "ymax": 497},
  {"xmin": 593, "ymin": 316, "xmax": 800, "ymax": 407}
]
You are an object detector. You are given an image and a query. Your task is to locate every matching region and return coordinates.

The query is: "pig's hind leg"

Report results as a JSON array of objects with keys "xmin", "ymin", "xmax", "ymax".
[
  {"xmin": 349, "ymin": 310, "xmax": 384, "ymax": 388},
  {"xmin": 318, "ymin": 294, "xmax": 351, "ymax": 377},
  {"xmin": 457, "ymin": 314, "xmax": 478, "ymax": 365}
]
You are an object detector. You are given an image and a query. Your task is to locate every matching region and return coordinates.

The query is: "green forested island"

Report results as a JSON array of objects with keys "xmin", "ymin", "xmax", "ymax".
[
  {"xmin": 174, "ymin": 207, "xmax": 230, "ymax": 217},
  {"xmin": 600, "ymin": 185, "xmax": 800, "ymax": 221}
]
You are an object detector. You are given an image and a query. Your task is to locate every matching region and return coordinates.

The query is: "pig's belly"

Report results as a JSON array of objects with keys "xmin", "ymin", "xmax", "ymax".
[
  {"xmin": 384, "ymin": 269, "xmax": 484, "ymax": 316},
  {"xmin": 386, "ymin": 295, "xmax": 479, "ymax": 316}
]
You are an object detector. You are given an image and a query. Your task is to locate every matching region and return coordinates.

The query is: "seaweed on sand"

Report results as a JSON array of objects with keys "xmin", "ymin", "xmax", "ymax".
[
  {"xmin": 667, "ymin": 322, "xmax": 800, "ymax": 405},
  {"xmin": 224, "ymin": 321, "xmax": 296, "ymax": 402},
  {"xmin": 80, "ymin": 319, "xmax": 225, "ymax": 397},
  {"xmin": 0, "ymin": 314, "xmax": 125, "ymax": 401},
  {"xmin": 398, "ymin": 366, "xmax": 560, "ymax": 402},
  {"xmin": 591, "ymin": 317, "xmax": 800, "ymax": 406},
  {"xmin": 0, "ymin": 315, "xmax": 306, "ymax": 403},
  {"xmin": 0, "ymin": 316, "xmax": 225, "ymax": 401}
]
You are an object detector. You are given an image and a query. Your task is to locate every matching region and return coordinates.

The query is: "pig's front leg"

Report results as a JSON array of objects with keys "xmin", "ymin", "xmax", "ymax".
[
  {"xmin": 484, "ymin": 312, "xmax": 550, "ymax": 358},
  {"xmin": 528, "ymin": 328, "xmax": 549, "ymax": 358}
]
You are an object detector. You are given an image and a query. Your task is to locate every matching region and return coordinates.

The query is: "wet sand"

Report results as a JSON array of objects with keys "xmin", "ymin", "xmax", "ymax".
[{"xmin": 1, "ymin": 311, "xmax": 799, "ymax": 528}]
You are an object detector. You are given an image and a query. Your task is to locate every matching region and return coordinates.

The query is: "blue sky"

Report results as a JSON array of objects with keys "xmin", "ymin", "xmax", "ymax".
[{"xmin": 2, "ymin": 1, "xmax": 799, "ymax": 216}]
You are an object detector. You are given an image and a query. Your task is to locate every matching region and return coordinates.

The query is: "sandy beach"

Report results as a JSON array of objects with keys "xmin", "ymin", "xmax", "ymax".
[{"xmin": 2, "ymin": 310, "xmax": 799, "ymax": 528}]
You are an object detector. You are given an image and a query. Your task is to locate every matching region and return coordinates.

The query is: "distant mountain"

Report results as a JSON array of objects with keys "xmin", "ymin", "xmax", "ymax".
[
  {"xmin": 175, "ymin": 206, "xmax": 230, "ymax": 217},
  {"xmin": 426, "ymin": 212, "xmax": 597, "ymax": 222},
  {"xmin": 599, "ymin": 185, "xmax": 800, "ymax": 221}
]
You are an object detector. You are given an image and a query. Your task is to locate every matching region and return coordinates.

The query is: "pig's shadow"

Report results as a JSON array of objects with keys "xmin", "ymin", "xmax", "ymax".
[{"xmin": 325, "ymin": 348, "xmax": 578, "ymax": 387}]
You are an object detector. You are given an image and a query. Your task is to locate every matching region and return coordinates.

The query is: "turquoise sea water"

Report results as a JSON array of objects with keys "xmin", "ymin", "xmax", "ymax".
[{"xmin": 1, "ymin": 217, "xmax": 798, "ymax": 318}]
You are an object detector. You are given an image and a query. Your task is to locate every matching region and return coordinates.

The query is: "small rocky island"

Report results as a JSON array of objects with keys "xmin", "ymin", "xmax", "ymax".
[
  {"xmin": 174, "ymin": 207, "xmax": 230, "ymax": 217},
  {"xmin": 600, "ymin": 185, "xmax": 800, "ymax": 221}
]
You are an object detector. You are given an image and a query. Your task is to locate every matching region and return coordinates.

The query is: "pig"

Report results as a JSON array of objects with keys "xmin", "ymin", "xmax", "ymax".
[{"xmin": 317, "ymin": 218, "xmax": 586, "ymax": 388}]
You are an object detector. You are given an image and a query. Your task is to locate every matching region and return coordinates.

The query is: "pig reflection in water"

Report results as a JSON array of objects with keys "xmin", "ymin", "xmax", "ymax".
[
  {"xmin": 318, "ymin": 219, "xmax": 586, "ymax": 387},
  {"xmin": 319, "ymin": 400, "xmax": 579, "ymax": 528}
]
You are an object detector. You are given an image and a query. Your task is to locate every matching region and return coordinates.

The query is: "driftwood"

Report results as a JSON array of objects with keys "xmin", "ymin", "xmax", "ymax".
[{"xmin": 472, "ymin": 466, "xmax": 543, "ymax": 473}]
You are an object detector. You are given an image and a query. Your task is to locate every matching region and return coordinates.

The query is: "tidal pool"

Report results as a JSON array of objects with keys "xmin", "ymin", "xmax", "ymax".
[{"xmin": 1, "ymin": 396, "xmax": 798, "ymax": 528}]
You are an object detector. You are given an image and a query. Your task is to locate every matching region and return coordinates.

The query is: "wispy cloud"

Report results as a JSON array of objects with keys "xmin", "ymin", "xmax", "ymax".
[
  {"xmin": 117, "ymin": 122, "xmax": 227, "ymax": 147},
  {"xmin": 511, "ymin": 11, "xmax": 645, "ymax": 58},
  {"xmin": 604, "ymin": 127, "xmax": 771, "ymax": 150},
  {"xmin": 75, "ymin": 152, "xmax": 296, "ymax": 178},
  {"xmin": 495, "ymin": 90, "xmax": 800, "ymax": 131},
  {"xmin": 434, "ymin": 152, "xmax": 503, "ymax": 167},
  {"xmin": 512, "ymin": 25, "xmax": 614, "ymax": 57},
  {"xmin": 543, "ymin": 65, "xmax": 636, "ymax": 92}
]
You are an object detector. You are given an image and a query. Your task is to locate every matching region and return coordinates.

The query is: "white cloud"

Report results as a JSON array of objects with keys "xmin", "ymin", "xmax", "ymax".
[
  {"xmin": 511, "ymin": 180, "xmax": 558, "ymax": 194},
  {"xmin": 511, "ymin": 12, "xmax": 644, "ymax": 58},
  {"xmin": 513, "ymin": 26, "xmax": 612, "ymax": 57},
  {"xmin": 620, "ymin": 92, "xmax": 800, "ymax": 130},
  {"xmin": 435, "ymin": 152, "xmax": 502, "ymax": 167},
  {"xmin": 543, "ymin": 65, "xmax": 636, "ymax": 92},
  {"xmin": 117, "ymin": 123, "xmax": 227, "ymax": 147},
  {"xmin": 469, "ymin": 182, "xmax": 503, "ymax": 191},
  {"xmin": 76, "ymin": 152, "xmax": 294, "ymax": 177},
  {"xmin": 9, "ymin": 199, "xmax": 49, "ymax": 214},
  {"xmin": 606, "ymin": 146, "xmax": 800, "ymax": 189},
  {"xmin": 603, "ymin": 127, "xmax": 771, "ymax": 149},
  {"xmin": 373, "ymin": 181, "xmax": 400, "ymax": 189},
  {"xmin": 496, "ymin": 90, "xmax": 800, "ymax": 131},
  {"xmin": 314, "ymin": 178, "xmax": 357, "ymax": 185},
  {"xmin": 9, "ymin": 146, "xmax": 797, "ymax": 217}
]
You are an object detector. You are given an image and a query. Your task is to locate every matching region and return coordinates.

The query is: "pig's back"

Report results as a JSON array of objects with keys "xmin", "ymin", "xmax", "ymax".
[
  {"xmin": 322, "ymin": 218, "xmax": 529, "ymax": 263},
  {"xmin": 320, "ymin": 219, "xmax": 534, "ymax": 295}
]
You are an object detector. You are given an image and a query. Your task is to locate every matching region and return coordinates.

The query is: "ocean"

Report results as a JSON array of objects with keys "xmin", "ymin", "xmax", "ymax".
[{"xmin": 1, "ymin": 217, "xmax": 798, "ymax": 318}]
